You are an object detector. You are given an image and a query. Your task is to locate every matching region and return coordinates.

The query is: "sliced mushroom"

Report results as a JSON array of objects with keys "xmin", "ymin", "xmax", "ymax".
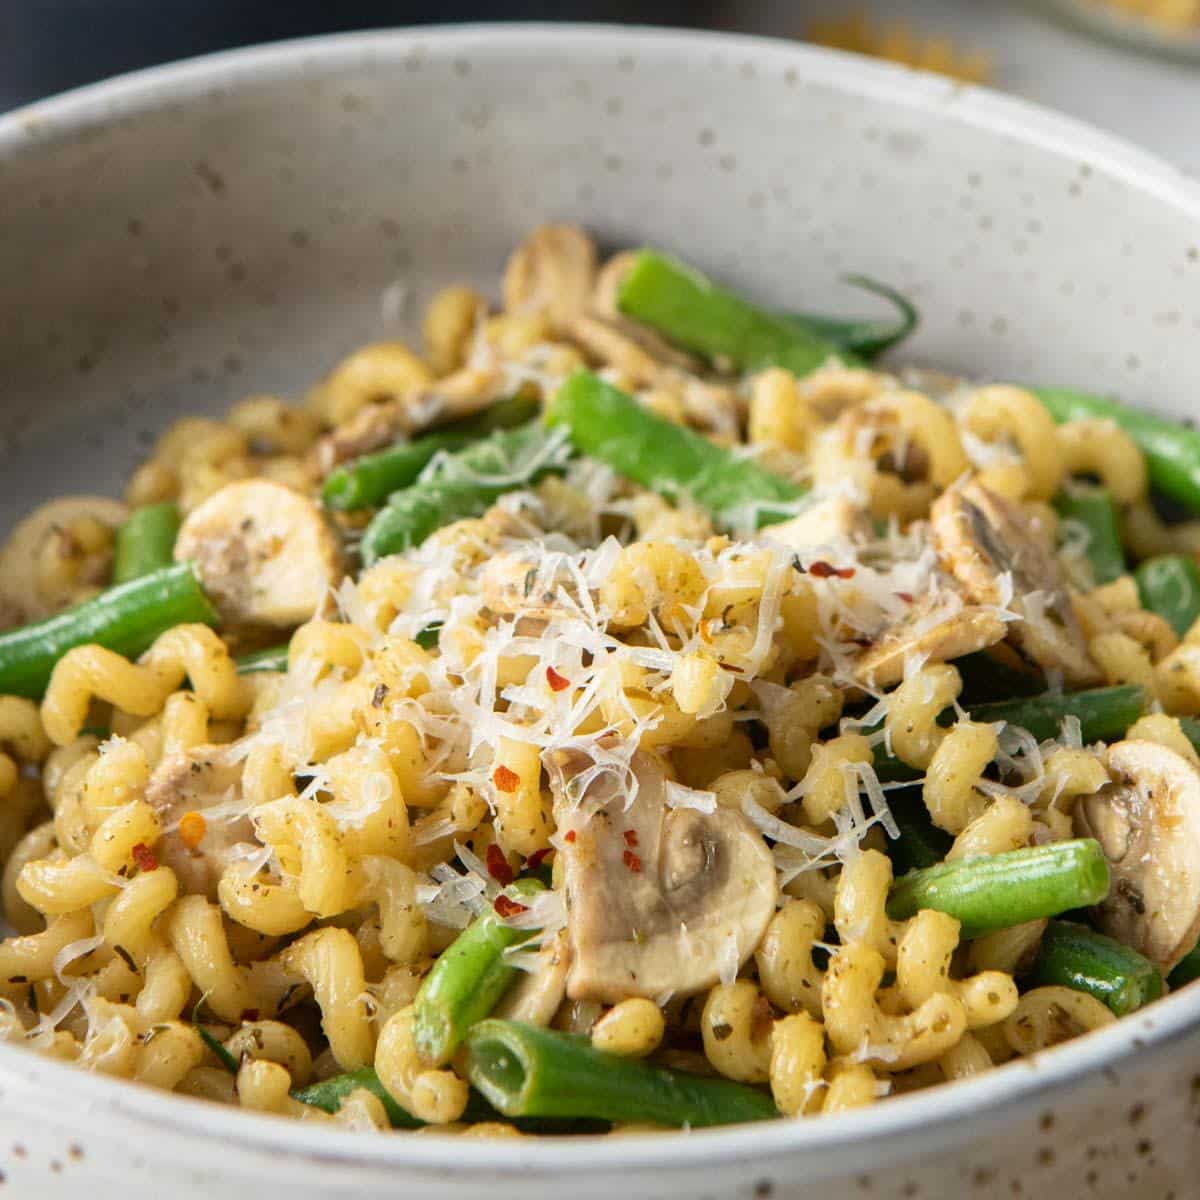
[
  {"xmin": 493, "ymin": 930, "xmax": 570, "ymax": 1026},
  {"xmin": 854, "ymin": 593, "xmax": 1007, "ymax": 688},
  {"xmin": 762, "ymin": 496, "xmax": 872, "ymax": 554},
  {"xmin": 502, "ymin": 224, "xmax": 597, "ymax": 333},
  {"xmin": 311, "ymin": 368, "xmax": 503, "ymax": 475},
  {"xmin": 174, "ymin": 479, "xmax": 341, "ymax": 628},
  {"xmin": 931, "ymin": 479, "xmax": 1099, "ymax": 687},
  {"xmin": 551, "ymin": 744, "xmax": 777, "ymax": 1004},
  {"xmin": 144, "ymin": 743, "xmax": 255, "ymax": 900},
  {"xmin": 0, "ymin": 496, "xmax": 128, "ymax": 624},
  {"xmin": 566, "ymin": 313, "xmax": 663, "ymax": 388},
  {"xmin": 1074, "ymin": 739, "xmax": 1200, "ymax": 973}
]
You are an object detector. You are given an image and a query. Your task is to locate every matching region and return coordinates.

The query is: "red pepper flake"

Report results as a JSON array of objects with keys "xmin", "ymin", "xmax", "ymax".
[
  {"xmin": 545, "ymin": 666, "xmax": 570, "ymax": 692},
  {"xmin": 808, "ymin": 560, "xmax": 856, "ymax": 580},
  {"xmin": 178, "ymin": 810, "xmax": 207, "ymax": 851},
  {"xmin": 563, "ymin": 829, "xmax": 577, "ymax": 844},
  {"xmin": 623, "ymin": 829, "xmax": 639, "ymax": 847},
  {"xmin": 493, "ymin": 894, "xmax": 529, "ymax": 918},
  {"xmin": 526, "ymin": 847, "xmax": 552, "ymax": 870},
  {"xmin": 895, "ymin": 592, "xmax": 915, "ymax": 604},
  {"xmin": 493, "ymin": 764, "xmax": 520, "ymax": 793},
  {"xmin": 485, "ymin": 843, "xmax": 515, "ymax": 887},
  {"xmin": 622, "ymin": 849, "xmax": 642, "ymax": 873},
  {"xmin": 131, "ymin": 843, "xmax": 158, "ymax": 873}
]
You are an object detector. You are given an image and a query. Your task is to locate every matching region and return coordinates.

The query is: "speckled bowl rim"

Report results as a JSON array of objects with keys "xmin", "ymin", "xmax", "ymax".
[{"xmin": 3, "ymin": 21, "xmax": 1200, "ymax": 1177}]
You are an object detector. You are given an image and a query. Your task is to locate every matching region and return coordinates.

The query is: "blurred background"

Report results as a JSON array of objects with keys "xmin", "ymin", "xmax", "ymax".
[{"xmin": 1, "ymin": 0, "xmax": 1196, "ymax": 172}]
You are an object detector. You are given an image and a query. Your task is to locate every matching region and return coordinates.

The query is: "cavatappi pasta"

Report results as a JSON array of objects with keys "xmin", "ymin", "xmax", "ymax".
[{"xmin": 0, "ymin": 224, "xmax": 1199, "ymax": 1133}]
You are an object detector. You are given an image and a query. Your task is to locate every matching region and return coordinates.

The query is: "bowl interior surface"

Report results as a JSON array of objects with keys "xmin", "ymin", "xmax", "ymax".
[{"xmin": 1, "ymin": 20, "xmax": 1200, "ymax": 1176}]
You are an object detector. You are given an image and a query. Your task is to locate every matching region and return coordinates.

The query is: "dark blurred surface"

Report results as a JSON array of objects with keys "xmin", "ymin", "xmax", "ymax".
[{"xmin": 0, "ymin": 1, "xmax": 743, "ymax": 110}]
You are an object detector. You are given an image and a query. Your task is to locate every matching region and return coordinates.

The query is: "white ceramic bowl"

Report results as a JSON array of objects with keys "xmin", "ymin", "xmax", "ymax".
[{"xmin": 2, "ymin": 23, "xmax": 1200, "ymax": 1200}]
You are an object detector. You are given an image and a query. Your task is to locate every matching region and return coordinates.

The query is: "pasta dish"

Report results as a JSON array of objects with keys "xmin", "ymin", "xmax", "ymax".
[{"xmin": 0, "ymin": 225, "xmax": 1198, "ymax": 1133}]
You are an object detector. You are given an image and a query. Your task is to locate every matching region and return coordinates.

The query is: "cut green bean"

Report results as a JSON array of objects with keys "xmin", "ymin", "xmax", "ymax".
[
  {"xmin": 1135, "ymin": 554, "xmax": 1200, "ymax": 637},
  {"xmin": 1035, "ymin": 387, "xmax": 1200, "ymax": 513},
  {"xmin": 794, "ymin": 274, "xmax": 919, "ymax": 361},
  {"xmin": 873, "ymin": 685, "xmax": 1146, "ymax": 782},
  {"xmin": 0, "ymin": 563, "xmax": 218, "ymax": 700},
  {"xmin": 412, "ymin": 879, "xmax": 543, "ymax": 1067},
  {"xmin": 292, "ymin": 1067, "xmax": 609, "ymax": 1133},
  {"xmin": 465, "ymin": 1019, "xmax": 778, "ymax": 1128},
  {"xmin": 360, "ymin": 424, "xmax": 562, "ymax": 565},
  {"xmin": 548, "ymin": 371, "xmax": 805, "ymax": 529},
  {"xmin": 292, "ymin": 1067, "xmax": 422, "ymax": 1128},
  {"xmin": 322, "ymin": 395, "xmax": 539, "ymax": 511},
  {"xmin": 235, "ymin": 644, "xmax": 290, "ymax": 675},
  {"xmin": 112, "ymin": 502, "xmax": 181, "ymax": 583},
  {"xmin": 883, "ymin": 788, "xmax": 953, "ymax": 875},
  {"xmin": 968, "ymin": 685, "xmax": 1145, "ymax": 744},
  {"xmin": 887, "ymin": 839, "xmax": 1111, "ymax": 939},
  {"xmin": 616, "ymin": 250, "xmax": 859, "ymax": 376},
  {"xmin": 1032, "ymin": 920, "xmax": 1163, "ymax": 1016},
  {"xmin": 1168, "ymin": 943, "xmax": 1200, "ymax": 989},
  {"xmin": 1054, "ymin": 485, "xmax": 1126, "ymax": 585}
]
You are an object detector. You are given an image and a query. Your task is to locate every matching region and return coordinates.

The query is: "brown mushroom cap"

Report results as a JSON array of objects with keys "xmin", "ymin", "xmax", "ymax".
[
  {"xmin": 552, "ymin": 745, "xmax": 777, "ymax": 1004},
  {"xmin": 931, "ymin": 479, "xmax": 1099, "ymax": 687},
  {"xmin": 1074, "ymin": 739, "xmax": 1200, "ymax": 972}
]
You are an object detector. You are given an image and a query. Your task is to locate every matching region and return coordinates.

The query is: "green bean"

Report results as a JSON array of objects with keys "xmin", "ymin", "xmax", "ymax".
[
  {"xmin": 883, "ymin": 788, "xmax": 953, "ymax": 875},
  {"xmin": 0, "ymin": 563, "xmax": 218, "ymax": 700},
  {"xmin": 360, "ymin": 424, "xmax": 562, "ymax": 565},
  {"xmin": 547, "ymin": 371, "xmax": 805, "ymax": 529},
  {"xmin": 465, "ymin": 1019, "xmax": 778, "ymax": 1127},
  {"xmin": 321, "ymin": 395, "xmax": 539, "ymax": 511},
  {"xmin": 412, "ymin": 879, "xmax": 543, "ymax": 1067},
  {"xmin": 235, "ymin": 644, "xmax": 290, "ymax": 675},
  {"xmin": 292, "ymin": 1067, "xmax": 422, "ymax": 1128},
  {"xmin": 1168, "ymin": 943, "xmax": 1200, "ymax": 989},
  {"xmin": 112, "ymin": 502, "xmax": 181, "ymax": 583},
  {"xmin": 292, "ymin": 1067, "xmax": 609, "ymax": 1133},
  {"xmin": 872, "ymin": 684, "xmax": 1146, "ymax": 782},
  {"xmin": 1032, "ymin": 920, "xmax": 1163, "ymax": 1016},
  {"xmin": 1054, "ymin": 485, "xmax": 1126, "ymax": 585},
  {"xmin": 794, "ymin": 274, "xmax": 919, "ymax": 360},
  {"xmin": 887, "ymin": 839, "xmax": 1111, "ymax": 939},
  {"xmin": 967, "ymin": 685, "xmax": 1145, "ymax": 744},
  {"xmin": 1035, "ymin": 387, "xmax": 1200, "ymax": 512},
  {"xmin": 1135, "ymin": 554, "xmax": 1200, "ymax": 637},
  {"xmin": 616, "ymin": 250, "xmax": 858, "ymax": 376}
]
